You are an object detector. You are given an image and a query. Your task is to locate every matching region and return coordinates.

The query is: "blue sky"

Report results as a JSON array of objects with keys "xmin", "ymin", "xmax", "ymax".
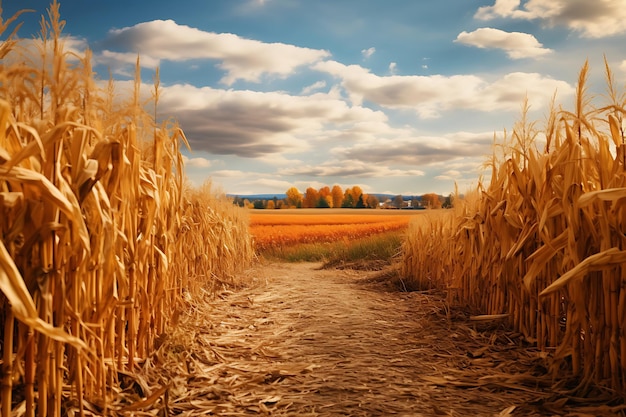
[{"xmin": 4, "ymin": 0, "xmax": 626, "ymax": 196}]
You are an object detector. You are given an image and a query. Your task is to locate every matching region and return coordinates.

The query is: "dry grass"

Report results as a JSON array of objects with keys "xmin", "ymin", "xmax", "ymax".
[
  {"xmin": 0, "ymin": 3, "xmax": 252, "ymax": 416},
  {"xmin": 402, "ymin": 60, "xmax": 626, "ymax": 396}
]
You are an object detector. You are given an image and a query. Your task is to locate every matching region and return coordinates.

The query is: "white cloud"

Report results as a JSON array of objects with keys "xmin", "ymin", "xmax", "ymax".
[
  {"xmin": 475, "ymin": 0, "xmax": 532, "ymax": 20},
  {"xmin": 279, "ymin": 160, "xmax": 425, "ymax": 178},
  {"xmin": 475, "ymin": 0, "xmax": 626, "ymax": 38},
  {"xmin": 210, "ymin": 170, "xmax": 247, "ymax": 178},
  {"xmin": 434, "ymin": 170, "xmax": 462, "ymax": 181},
  {"xmin": 100, "ymin": 19, "xmax": 330, "ymax": 84},
  {"xmin": 242, "ymin": 177, "xmax": 295, "ymax": 191},
  {"xmin": 5, "ymin": 37, "xmax": 88, "ymax": 67},
  {"xmin": 95, "ymin": 50, "xmax": 161, "ymax": 75},
  {"xmin": 314, "ymin": 60, "xmax": 574, "ymax": 118},
  {"xmin": 300, "ymin": 80, "xmax": 327, "ymax": 95},
  {"xmin": 155, "ymin": 82, "xmax": 389, "ymax": 157},
  {"xmin": 332, "ymin": 131, "xmax": 496, "ymax": 166},
  {"xmin": 361, "ymin": 47, "xmax": 376, "ymax": 59},
  {"xmin": 389, "ymin": 62, "xmax": 397, "ymax": 74},
  {"xmin": 182, "ymin": 156, "xmax": 213, "ymax": 168},
  {"xmin": 455, "ymin": 28, "xmax": 552, "ymax": 59}
]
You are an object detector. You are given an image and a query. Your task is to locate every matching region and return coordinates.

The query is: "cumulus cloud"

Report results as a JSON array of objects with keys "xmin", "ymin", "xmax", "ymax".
[
  {"xmin": 475, "ymin": 0, "xmax": 626, "ymax": 38},
  {"xmin": 434, "ymin": 170, "xmax": 462, "ymax": 181},
  {"xmin": 314, "ymin": 60, "xmax": 573, "ymax": 118},
  {"xmin": 99, "ymin": 19, "xmax": 330, "ymax": 84},
  {"xmin": 300, "ymin": 80, "xmax": 327, "ymax": 95},
  {"xmin": 279, "ymin": 160, "xmax": 425, "ymax": 178},
  {"xmin": 156, "ymin": 83, "xmax": 388, "ymax": 157},
  {"xmin": 210, "ymin": 170, "xmax": 247, "ymax": 178},
  {"xmin": 455, "ymin": 28, "xmax": 552, "ymax": 59},
  {"xmin": 333, "ymin": 131, "xmax": 496, "ymax": 166},
  {"xmin": 361, "ymin": 47, "xmax": 376, "ymax": 59},
  {"xmin": 182, "ymin": 156, "xmax": 213, "ymax": 168},
  {"xmin": 95, "ymin": 50, "xmax": 161, "ymax": 76},
  {"xmin": 5, "ymin": 37, "xmax": 88, "ymax": 67},
  {"xmin": 240, "ymin": 178, "xmax": 296, "ymax": 191},
  {"xmin": 389, "ymin": 62, "xmax": 397, "ymax": 74}
]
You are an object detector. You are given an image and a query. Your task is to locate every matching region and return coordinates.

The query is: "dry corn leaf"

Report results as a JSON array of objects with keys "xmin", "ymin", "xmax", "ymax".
[{"xmin": 540, "ymin": 248, "xmax": 626, "ymax": 297}]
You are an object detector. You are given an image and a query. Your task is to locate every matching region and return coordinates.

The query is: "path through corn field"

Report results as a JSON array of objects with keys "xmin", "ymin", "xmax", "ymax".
[{"xmin": 130, "ymin": 262, "xmax": 622, "ymax": 416}]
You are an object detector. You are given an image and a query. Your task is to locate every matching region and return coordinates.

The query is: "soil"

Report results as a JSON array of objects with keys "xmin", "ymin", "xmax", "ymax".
[{"xmin": 118, "ymin": 262, "xmax": 625, "ymax": 417}]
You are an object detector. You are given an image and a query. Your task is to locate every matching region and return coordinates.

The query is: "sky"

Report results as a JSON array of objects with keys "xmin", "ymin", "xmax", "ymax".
[{"xmin": 4, "ymin": 1, "xmax": 626, "ymax": 196}]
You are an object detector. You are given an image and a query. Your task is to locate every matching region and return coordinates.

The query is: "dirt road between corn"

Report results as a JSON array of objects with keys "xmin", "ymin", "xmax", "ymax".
[{"xmin": 130, "ymin": 262, "xmax": 622, "ymax": 417}]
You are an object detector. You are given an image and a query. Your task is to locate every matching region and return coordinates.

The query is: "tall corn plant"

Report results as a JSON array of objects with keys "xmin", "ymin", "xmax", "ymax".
[
  {"xmin": 402, "ymin": 61, "xmax": 626, "ymax": 394},
  {"xmin": 0, "ymin": 2, "xmax": 253, "ymax": 416}
]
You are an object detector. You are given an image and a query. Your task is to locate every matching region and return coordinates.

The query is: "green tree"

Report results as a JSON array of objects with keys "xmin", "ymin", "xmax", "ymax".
[
  {"xmin": 342, "ymin": 193, "xmax": 354, "ymax": 208},
  {"xmin": 356, "ymin": 194, "xmax": 366, "ymax": 208},
  {"xmin": 317, "ymin": 196, "xmax": 330, "ymax": 208}
]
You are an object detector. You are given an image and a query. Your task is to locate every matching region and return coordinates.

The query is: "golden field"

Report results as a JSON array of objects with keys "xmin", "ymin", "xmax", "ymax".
[{"xmin": 250, "ymin": 208, "xmax": 423, "ymax": 250}]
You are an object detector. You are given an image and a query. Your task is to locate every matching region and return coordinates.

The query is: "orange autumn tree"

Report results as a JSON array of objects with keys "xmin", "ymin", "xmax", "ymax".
[
  {"xmin": 421, "ymin": 193, "xmax": 441, "ymax": 208},
  {"xmin": 331, "ymin": 185, "xmax": 343, "ymax": 208},
  {"xmin": 318, "ymin": 186, "xmax": 332, "ymax": 207},
  {"xmin": 286, "ymin": 187, "xmax": 303, "ymax": 208},
  {"xmin": 303, "ymin": 187, "xmax": 320, "ymax": 208}
]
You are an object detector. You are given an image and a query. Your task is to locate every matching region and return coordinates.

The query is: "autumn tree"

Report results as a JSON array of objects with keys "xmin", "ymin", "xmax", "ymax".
[
  {"xmin": 350, "ymin": 186, "xmax": 363, "ymax": 206},
  {"xmin": 331, "ymin": 185, "xmax": 343, "ymax": 208},
  {"xmin": 342, "ymin": 187, "xmax": 355, "ymax": 208},
  {"xmin": 421, "ymin": 193, "xmax": 442, "ymax": 209},
  {"xmin": 318, "ymin": 186, "xmax": 332, "ymax": 208},
  {"xmin": 266, "ymin": 199, "xmax": 275, "ymax": 209},
  {"xmin": 393, "ymin": 195, "xmax": 404, "ymax": 208},
  {"xmin": 367, "ymin": 194, "xmax": 380, "ymax": 208},
  {"xmin": 286, "ymin": 187, "xmax": 302, "ymax": 208},
  {"xmin": 317, "ymin": 196, "xmax": 330, "ymax": 208},
  {"xmin": 303, "ymin": 187, "xmax": 320, "ymax": 208}
]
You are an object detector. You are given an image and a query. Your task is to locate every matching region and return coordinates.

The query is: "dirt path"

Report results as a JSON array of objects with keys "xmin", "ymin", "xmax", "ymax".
[{"xmin": 129, "ymin": 262, "xmax": 622, "ymax": 416}]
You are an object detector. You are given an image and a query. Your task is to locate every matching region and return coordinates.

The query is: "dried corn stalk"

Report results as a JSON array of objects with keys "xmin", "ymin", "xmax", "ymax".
[
  {"xmin": 0, "ymin": 2, "xmax": 253, "ymax": 416},
  {"xmin": 402, "ymin": 61, "xmax": 626, "ymax": 395}
]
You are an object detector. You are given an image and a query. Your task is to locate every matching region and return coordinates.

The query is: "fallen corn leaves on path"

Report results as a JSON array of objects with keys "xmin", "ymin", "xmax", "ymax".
[{"xmin": 123, "ymin": 263, "xmax": 625, "ymax": 417}]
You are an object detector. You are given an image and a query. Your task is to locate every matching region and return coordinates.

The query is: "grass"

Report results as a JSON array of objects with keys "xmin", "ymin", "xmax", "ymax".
[{"xmin": 259, "ymin": 230, "xmax": 405, "ymax": 266}]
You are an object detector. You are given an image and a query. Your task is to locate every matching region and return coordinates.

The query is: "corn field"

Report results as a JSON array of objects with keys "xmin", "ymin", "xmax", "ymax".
[
  {"xmin": 0, "ymin": 3, "xmax": 253, "ymax": 415},
  {"xmin": 402, "ymin": 61, "xmax": 626, "ymax": 395}
]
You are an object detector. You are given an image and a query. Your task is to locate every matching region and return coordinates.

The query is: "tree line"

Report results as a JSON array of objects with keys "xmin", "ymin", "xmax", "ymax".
[{"xmin": 232, "ymin": 185, "xmax": 452, "ymax": 209}]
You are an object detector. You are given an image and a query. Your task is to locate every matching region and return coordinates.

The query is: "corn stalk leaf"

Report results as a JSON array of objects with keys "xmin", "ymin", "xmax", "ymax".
[
  {"xmin": 539, "ymin": 248, "xmax": 626, "ymax": 297},
  {"xmin": 0, "ymin": 239, "xmax": 87, "ymax": 349}
]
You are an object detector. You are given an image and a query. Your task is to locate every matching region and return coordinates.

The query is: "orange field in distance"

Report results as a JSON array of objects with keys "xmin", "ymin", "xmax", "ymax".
[{"xmin": 249, "ymin": 208, "xmax": 424, "ymax": 250}]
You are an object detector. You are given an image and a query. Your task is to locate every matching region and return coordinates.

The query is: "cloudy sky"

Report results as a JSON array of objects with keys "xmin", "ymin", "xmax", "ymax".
[{"xmin": 5, "ymin": 1, "xmax": 626, "ymax": 196}]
